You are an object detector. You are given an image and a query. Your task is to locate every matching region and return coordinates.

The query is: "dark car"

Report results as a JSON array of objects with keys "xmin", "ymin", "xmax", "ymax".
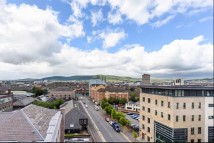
[
  {"xmin": 112, "ymin": 122, "xmax": 120, "ymax": 133},
  {"xmin": 127, "ymin": 112, "xmax": 134, "ymax": 115}
]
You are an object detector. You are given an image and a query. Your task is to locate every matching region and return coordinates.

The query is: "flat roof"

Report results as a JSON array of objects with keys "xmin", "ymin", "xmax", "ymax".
[{"xmin": 141, "ymin": 85, "xmax": 214, "ymax": 90}]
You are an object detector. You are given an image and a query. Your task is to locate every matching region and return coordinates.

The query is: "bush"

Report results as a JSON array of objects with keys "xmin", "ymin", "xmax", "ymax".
[{"xmin": 32, "ymin": 99, "xmax": 64, "ymax": 109}]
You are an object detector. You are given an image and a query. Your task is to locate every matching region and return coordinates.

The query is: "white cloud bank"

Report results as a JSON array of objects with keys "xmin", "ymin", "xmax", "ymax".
[{"xmin": 0, "ymin": 1, "xmax": 213, "ymax": 80}]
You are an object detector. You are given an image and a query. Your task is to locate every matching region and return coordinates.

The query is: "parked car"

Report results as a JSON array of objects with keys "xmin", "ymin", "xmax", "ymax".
[
  {"xmin": 131, "ymin": 115, "xmax": 139, "ymax": 119},
  {"xmin": 127, "ymin": 112, "xmax": 134, "ymax": 115},
  {"xmin": 135, "ymin": 116, "xmax": 140, "ymax": 120},
  {"xmin": 130, "ymin": 124, "xmax": 136, "ymax": 128},
  {"xmin": 109, "ymin": 121, "xmax": 113, "ymax": 125},
  {"xmin": 105, "ymin": 117, "xmax": 110, "ymax": 122},
  {"xmin": 133, "ymin": 115, "xmax": 139, "ymax": 119},
  {"xmin": 133, "ymin": 125, "xmax": 139, "ymax": 131},
  {"xmin": 112, "ymin": 122, "xmax": 120, "ymax": 132}
]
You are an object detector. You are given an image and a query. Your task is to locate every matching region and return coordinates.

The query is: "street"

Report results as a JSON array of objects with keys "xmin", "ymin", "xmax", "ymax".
[{"xmin": 79, "ymin": 96, "xmax": 130, "ymax": 142}]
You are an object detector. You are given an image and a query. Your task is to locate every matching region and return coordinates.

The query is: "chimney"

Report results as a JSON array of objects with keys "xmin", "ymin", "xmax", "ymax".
[{"xmin": 60, "ymin": 107, "xmax": 65, "ymax": 142}]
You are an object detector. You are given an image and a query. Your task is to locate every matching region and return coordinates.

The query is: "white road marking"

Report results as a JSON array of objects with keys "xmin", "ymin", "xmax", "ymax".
[
  {"xmin": 80, "ymin": 100, "xmax": 106, "ymax": 142},
  {"xmin": 121, "ymin": 132, "xmax": 132, "ymax": 142}
]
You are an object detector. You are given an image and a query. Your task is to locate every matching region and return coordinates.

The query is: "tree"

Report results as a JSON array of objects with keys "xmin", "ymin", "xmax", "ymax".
[
  {"xmin": 119, "ymin": 117, "xmax": 127, "ymax": 126},
  {"xmin": 104, "ymin": 105, "xmax": 114, "ymax": 115},
  {"xmin": 31, "ymin": 86, "xmax": 48, "ymax": 97},
  {"xmin": 132, "ymin": 131, "xmax": 138, "ymax": 142},
  {"xmin": 119, "ymin": 98, "xmax": 127, "ymax": 105},
  {"xmin": 101, "ymin": 98, "xmax": 109, "ymax": 109},
  {"xmin": 111, "ymin": 108, "xmax": 117, "ymax": 119},
  {"xmin": 108, "ymin": 97, "xmax": 114, "ymax": 104}
]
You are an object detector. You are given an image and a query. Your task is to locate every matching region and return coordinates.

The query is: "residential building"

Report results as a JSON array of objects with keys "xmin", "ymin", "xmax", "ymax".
[
  {"xmin": 125, "ymin": 101, "xmax": 140, "ymax": 112},
  {"xmin": 90, "ymin": 84, "xmax": 106, "ymax": 102},
  {"xmin": 105, "ymin": 87, "xmax": 129, "ymax": 102},
  {"xmin": 0, "ymin": 89, "xmax": 13, "ymax": 112},
  {"xmin": 13, "ymin": 97, "xmax": 38, "ymax": 109},
  {"xmin": 0, "ymin": 104, "xmax": 65, "ymax": 142},
  {"xmin": 140, "ymin": 85, "xmax": 214, "ymax": 142},
  {"xmin": 48, "ymin": 90, "xmax": 76, "ymax": 100}
]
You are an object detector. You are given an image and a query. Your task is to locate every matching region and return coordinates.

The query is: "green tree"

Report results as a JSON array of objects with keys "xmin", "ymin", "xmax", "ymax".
[
  {"xmin": 111, "ymin": 108, "xmax": 117, "ymax": 119},
  {"xmin": 119, "ymin": 117, "xmax": 127, "ymax": 126},
  {"xmin": 101, "ymin": 99, "xmax": 109, "ymax": 109},
  {"xmin": 132, "ymin": 131, "xmax": 138, "ymax": 142},
  {"xmin": 108, "ymin": 97, "xmax": 114, "ymax": 104},
  {"xmin": 119, "ymin": 98, "xmax": 127, "ymax": 105}
]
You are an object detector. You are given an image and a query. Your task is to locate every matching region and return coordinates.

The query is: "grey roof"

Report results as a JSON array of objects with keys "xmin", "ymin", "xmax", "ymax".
[
  {"xmin": 0, "ymin": 104, "xmax": 58, "ymax": 142},
  {"xmin": 105, "ymin": 87, "xmax": 128, "ymax": 93},
  {"xmin": 13, "ymin": 97, "xmax": 37, "ymax": 107},
  {"xmin": 65, "ymin": 107, "xmax": 87, "ymax": 130}
]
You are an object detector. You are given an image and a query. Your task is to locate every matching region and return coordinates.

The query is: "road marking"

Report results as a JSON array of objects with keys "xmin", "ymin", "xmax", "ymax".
[
  {"xmin": 121, "ymin": 132, "xmax": 132, "ymax": 142},
  {"xmin": 79, "ymin": 100, "xmax": 106, "ymax": 142}
]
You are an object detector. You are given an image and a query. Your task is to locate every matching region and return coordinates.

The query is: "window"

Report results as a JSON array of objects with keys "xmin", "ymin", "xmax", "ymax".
[
  {"xmin": 155, "ymin": 99, "xmax": 158, "ymax": 105},
  {"xmin": 191, "ymin": 128, "xmax": 194, "ymax": 135},
  {"xmin": 191, "ymin": 139, "xmax": 194, "ymax": 143},
  {"xmin": 209, "ymin": 104, "xmax": 214, "ymax": 107},
  {"xmin": 192, "ymin": 115, "xmax": 194, "ymax": 121},
  {"xmin": 199, "ymin": 102, "xmax": 201, "ymax": 109},
  {"xmin": 147, "ymin": 127, "xmax": 150, "ymax": 133},
  {"xmin": 155, "ymin": 110, "xmax": 157, "ymax": 116},
  {"xmin": 176, "ymin": 103, "xmax": 179, "ymax": 109},
  {"xmin": 142, "ymin": 106, "xmax": 145, "ymax": 111},
  {"xmin": 168, "ymin": 102, "xmax": 171, "ymax": 108},
  {"xmin": 161, "ymin": 101, "xmax": 164, "ymax": 106},
  {"xmin": 147, "ymin": 136, "xmax": 150, "ymax": 142},
  {"xmin": 148, "ymin": 98, "xmax": 151, "ymax": 103},
  {"xmin": 148, "ymin": 108, "xmax": 150, "ymax": 113},
  {"xmin": 168, "ymin": 114, "xmax": 171, "ymax": 120},
  {"xmin": 161, "ymin": 112, "xmax": 164, "ymax": 118},
  {"xmin": 192, "ymin": 102, "xmax": 194, "ymax": 109},
  {"xmin": 142, "ymin": 115, "xmax": 145, "ymax": 120},
  {"xmin": 176, "ymin": 116, "xmax": 179, "ymax": 122},
  {"xmin": 148, "ymin": 118, "xmax": 150, "ymax": 123},
  {"xmin": 143, "ymin": 97, "xmax": 145, "ymax": 102},
  {"xmin": 142, "ymin": 124, "xmax": 145, "ymax": 129},
  {"xmin": 183, "ymin": 115, "xmax": 186, "ymax": 121},
  {"xmin": 198, "ymin": 127, "xmax": 201, "ymax": 134},
  {"xmin": 198, "ymin": 115, "xmax": 201, "ymax": 121},
  {"xmin": 183, "ymin": 103, "xmax": 186, "ymax": 109},
  {"xmin": 198, "ymin": 139, "xmax": 201, "ymax": 143}
]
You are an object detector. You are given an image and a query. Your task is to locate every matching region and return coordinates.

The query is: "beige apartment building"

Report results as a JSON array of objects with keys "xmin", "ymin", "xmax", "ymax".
[{"xmin": 140, "ymin": 85, "xmax": 214, "ymax": 142}]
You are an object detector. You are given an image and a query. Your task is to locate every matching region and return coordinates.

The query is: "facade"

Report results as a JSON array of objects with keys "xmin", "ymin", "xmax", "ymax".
[
  {"xmin": 125, "ymin": 101, "xmax": 140, "ymax": 112},
  {"xmin": 90, "ymin": 84, "xmax": 106, "ymax": 102},
  {"xmin": 0, "ymin": 89, "xmax": 13, "ymax": 112},
  {"xmin": 105, "ymin": 87, "xmax": 129, "ymax": 102},
  {"xmin": 48, "ymin": 90, "xmax": 76, "ymax": 100},
  {"xmin": 139, "ymin": 85, "xmax": 214, "ymax": 142},
  {"xmin": 0, "ymin": 104, "xmax": 64, "ymax": 142}
]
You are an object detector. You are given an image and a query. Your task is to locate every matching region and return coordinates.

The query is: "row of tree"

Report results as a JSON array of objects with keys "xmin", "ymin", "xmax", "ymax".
[
  {"xmin": 101, "ymin": 98, "xmax": 130, "ymax": 126},
  {"xmin": 32, "ymin": 99, "xmax": 64, "ymax": 109},
  {"xmin": 107, "ymin": 97, "xmax": 127, "ymax": 105}
]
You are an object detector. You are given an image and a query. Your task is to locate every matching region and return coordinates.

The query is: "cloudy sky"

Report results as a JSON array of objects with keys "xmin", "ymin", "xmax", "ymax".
[{"xmin": 0, "ymin": 0, "xmax": 213, "ymax": 80}]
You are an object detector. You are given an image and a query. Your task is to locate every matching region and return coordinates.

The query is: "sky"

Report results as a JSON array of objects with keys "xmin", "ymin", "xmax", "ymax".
[{"xmin": 0, "ymin": 0, "xmax": 213, "ymax": 80}]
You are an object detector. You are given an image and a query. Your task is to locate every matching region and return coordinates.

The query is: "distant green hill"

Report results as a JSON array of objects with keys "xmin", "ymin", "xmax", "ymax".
[{"xmin": 41, "ymin": 75, "xmax": 141, "ymax": 82}]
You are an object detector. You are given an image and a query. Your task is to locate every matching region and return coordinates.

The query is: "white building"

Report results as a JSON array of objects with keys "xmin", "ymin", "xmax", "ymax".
[{"xmin": 125, "ymin": 101, "xmax": 140, "ymax": 112}]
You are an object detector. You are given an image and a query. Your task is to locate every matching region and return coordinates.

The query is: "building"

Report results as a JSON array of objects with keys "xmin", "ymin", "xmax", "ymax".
[
  {"xmin": 140, "ymin": 85, "xmax": 214, "ymax": 142},
  {"xmin": 125, "ymin": 101, "xmax": 140, "ymax": 112},
  {"xmin": 0, "ymin": 89, "xmax": 13, "ymax": 112},
  {"xmin": 90, "ymin": 84, "xmax": 106, "ymax": 102},
  {"xmin": 142, "ymin": 74, "xmax": 151, "ymax": 85},
  {"xmin": 48, "ymin": 90, "xmax": 76, "ymax": 100},
  {"xmin": 89, "ymin": 79, "xmax": 106, "ymax": 97},
  {"xmin": 0, "ymin": 104, "xmax": 65, "ymax": 142},
  {"xmin": 105, "ymin": 87, "xmax": 129, "ymax": 102},
  {"xmin": 13, "ymin": 97, "xmax": 38, "ymax": 109}
]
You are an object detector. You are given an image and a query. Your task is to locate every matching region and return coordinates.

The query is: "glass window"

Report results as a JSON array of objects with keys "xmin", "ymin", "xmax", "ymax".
[
  {"xmin": 176, "ymin": 103, "xmax": 179, "ymax": 109},
  {"xmin": 198, "ymin": 115, "xmax": 201, "ymax": 121},
  {"xmin": 191, "ymin": 139, "xmax": 194, "ymax": 143},
  {"xmin": 148, "ymin": 108, "xmax": 150, "ymax": 113},
  {"xmin": 183, "ymin": 103, "xmax": 186, "ymax": 109},
  {"xmin": 142, "ymin": 124, "xmax": 145, "ymax": 129},
  {"xmin": 168, "ymin": 114, "xmax": 171, "ymax": 120},
  {"xmin": 161, "ymin": 112, "xmax": 164, "ymax": 118},
  {"xmin": 192, "ymin": 103, "xmax": 194, "ymax": 109},
  {"xmin": 191, "ymin": 128, "xmax": 194, "ymax": 135},
  {"xmin": 148, "ymin": 127, "xmax": 150, "ymax": 133},
  {"xmin": 161, "ymin": 101, "xmax": 164, "ymax": 107},
  {"xmin": 148, "ymin": 118, "xmax": 150, "ymax": 123},
  {"xmin": 168, "ymin": 102, "xmax": 171, "ymax": 108},
  {"xmin": 155, "ymin": 110, "xmax": 157, "ymax": 116},
  {"xmin": 198, "ymin": 139, "xmax": 201, "ymax": 143},
  {"xmin": 148, "ymin": 98, "xmax": 151, "ymax": 103},
  {"xmin": 192, "ymin": 115, "xmax": 194, "ymax": 121},
  {"xmin": 176, "ymin": 116, "xmax": 179, "ymax": 122},
  {"xmin": 199, "ymin": 102, "xmax": 201, "ymax": 109},
  {"xmin": 143, "ymin": 97, "xmax": 145, "ymax": 102},
  {"xmin": 198, "ymin": 127, "xmax": 201, "ymax": 134},
  {"xmin": 183, "ymin": 115, "xmax": 186, "ymax": 121},
  {"xmin": 155, "ymin": 99, "xmax": 158, "ymax": 105}
]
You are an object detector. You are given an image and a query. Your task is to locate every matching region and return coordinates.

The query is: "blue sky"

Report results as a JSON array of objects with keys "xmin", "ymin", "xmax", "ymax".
[{"xmin": 0, "ymin": 0, "xmax": 213, "ymax": 80}]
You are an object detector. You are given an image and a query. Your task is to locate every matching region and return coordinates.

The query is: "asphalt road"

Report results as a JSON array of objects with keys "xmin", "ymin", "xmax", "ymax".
[{"xmin": 80, "ymin": 96, "xmax": 129, "ymax": 142}]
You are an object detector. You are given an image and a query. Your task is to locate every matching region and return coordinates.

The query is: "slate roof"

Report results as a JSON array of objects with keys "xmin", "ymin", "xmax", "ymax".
[
  {"xmin": 65, "ymin": 107, "xmax": 87, "ymax": 130},
  {"xmin": 13, "ymin": 97, "xmax": 37, "ymax": 107},
  {"xmin": 0, "ymin": 104, "xmax": 58, "ymax": 142}
]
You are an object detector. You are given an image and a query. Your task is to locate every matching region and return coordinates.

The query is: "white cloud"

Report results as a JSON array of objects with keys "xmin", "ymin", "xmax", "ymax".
[
  {"xmin": 98, "ymin": 30, "xmax": 126, "ymax": 49},
  {"xmin": 108, "ymin": 10, "xmax": 122, "ymax": 25},
  {"xmin": 151, "ymin": 15, "xmax": 175, "ymax": 28},
  {"xmin": 106, "ymin": 0, "xmax": 212, "ymax": 25},
  {"xmin": 199, "ymin": 16, "xmax": 213, "ymax": 23},
  {"xmin": 91, "ymin": 9, "xmax": 104, "ymax": 26}
]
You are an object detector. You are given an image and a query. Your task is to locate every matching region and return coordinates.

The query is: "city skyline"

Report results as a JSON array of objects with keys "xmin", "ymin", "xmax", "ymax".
[{"xmin": 0, "ymin": 0, "xmax": 213, "ymax": 80}]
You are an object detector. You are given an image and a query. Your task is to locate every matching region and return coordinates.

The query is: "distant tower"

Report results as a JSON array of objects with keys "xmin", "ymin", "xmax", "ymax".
[{"xmin": 142, "ymin": 74, "xmax": 150, "ymax": 85}]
